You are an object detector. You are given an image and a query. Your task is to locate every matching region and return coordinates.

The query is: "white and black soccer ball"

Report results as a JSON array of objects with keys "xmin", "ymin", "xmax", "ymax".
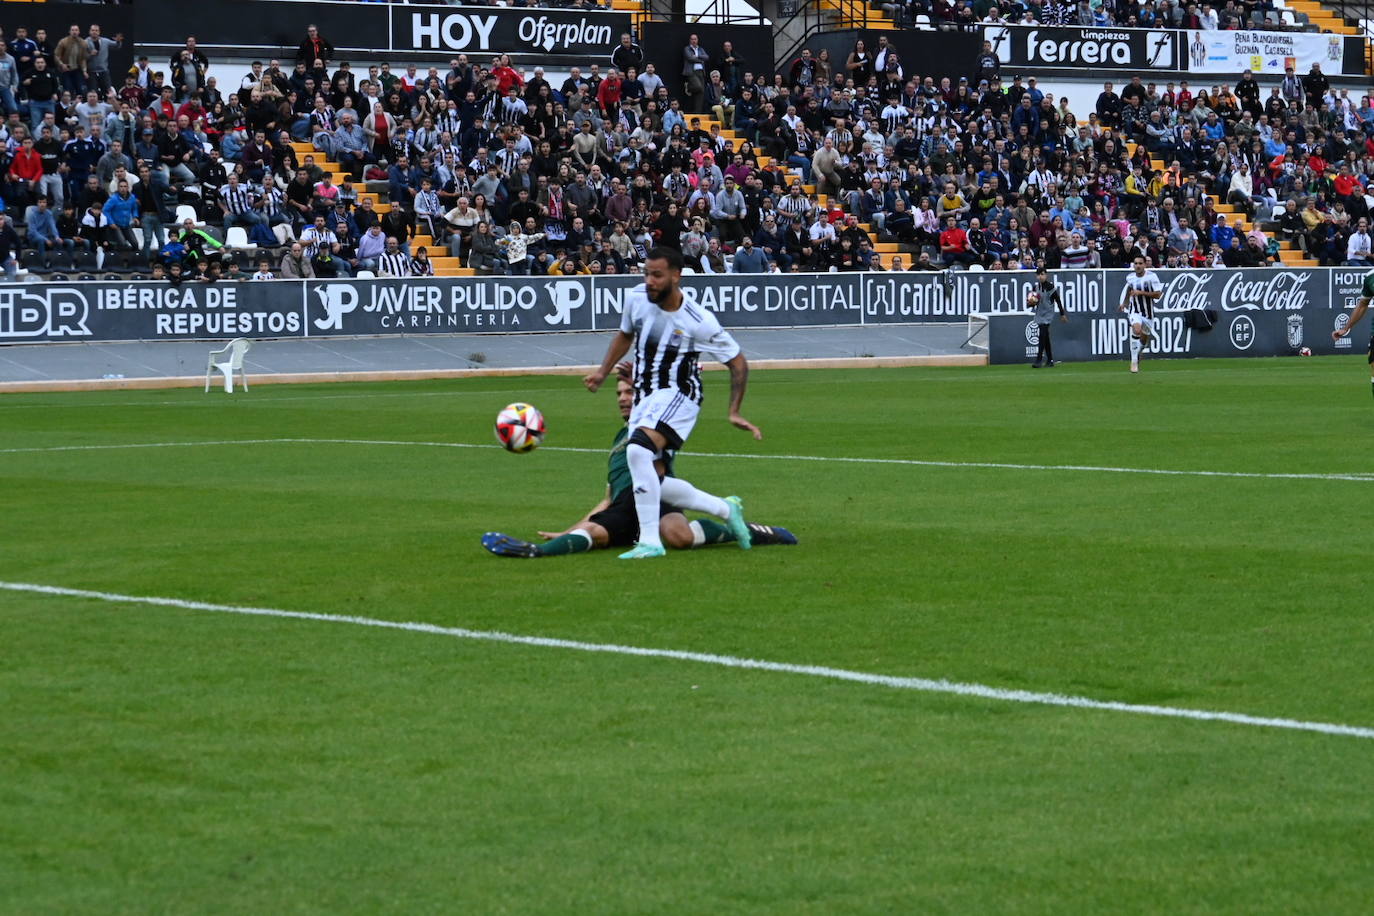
[{"xmin": 495, "ymin": 402, "xmax": 546, "ymax": 453}]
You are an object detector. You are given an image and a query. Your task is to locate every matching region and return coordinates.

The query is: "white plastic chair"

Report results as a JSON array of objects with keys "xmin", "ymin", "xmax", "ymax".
[
  {"xmin": 354, "ymin": 269, "xmax": 376, "ymax": 279},
  {"xmin": 967, "ymin": 263, "xmax": 985, "ymax": 272},
  {"xmin": 175, "ymin": 204, "xmax": 200, "ymax": 226},
  {"xmin": 225, "ymin": 226, "xmax": 252, "ymax": 249},
  {"xmin": 1270, "ymin": 205, "xmax": 1286, "ymax": 222},
  {"xmin": 206, "ymin": 338, "xmax": 251, "ymax": 393}
]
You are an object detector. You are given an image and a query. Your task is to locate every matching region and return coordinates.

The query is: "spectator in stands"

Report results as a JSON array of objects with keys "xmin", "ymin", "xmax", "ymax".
[
  {"xmin": 611, "ymin": 33, "xmax": 643, "ymax": 77},
  {"xmin": 939, "ymin": 215, "xmax": 974, "ymax": 267},
  {"xmin": 297, "ymin": 26, "xmax": 333, "ymax": 69},
  {"xmin": 731, "ymin": 234, "xmax": 769, "ymax": 273},
  {"xmin": 1345, "ymin": 217, "xmax": 1373, "ymax": 266},
  {"xmin": 278, "ymin": 240, "xmax": 314, "ymax": 278},
  {"xmin": 219, "ymin": 172, "xmax": 266, "ymax": 238},
  {"xmin": 467, "ymin": 220, "xmax": 500, "ymax": 273},
  {"xmin": 354, "ymin": 223, "xmax": 385, "ymax": 273},
  {"xmin": 24, "ymin": 196, "xmax": 72, "ymax": 269},
  {"xmin": 333, "ymin": 112, "xmax": 370, "ymax": 180},
  {"xmin": 53, "ymin": 25, "xmax": 87, "ymax": 100},
  {"xmin": 102, "ymin": 178, "xmax": 140, "ymax": 267},
  {"xmin": 85, "ymin": 25, "xmax": 121, "ymax": 98},
  {"xmin": 23, "ymin": 56, "xmax": 58, "ymax": 132},
  {"xmin": 0, "ymin": 43, "xmax": 17, "ymax": 120},
  {"xmin": 711, "ymin": 175, "xmax": 747, "ymax": 247},
  {"xmin": 7, "ymin": 134, "xmax": 42, "ymax": 207},
  {"xmin": 681, "ymin": 35, "xmax": 708, "ymax": 113}
]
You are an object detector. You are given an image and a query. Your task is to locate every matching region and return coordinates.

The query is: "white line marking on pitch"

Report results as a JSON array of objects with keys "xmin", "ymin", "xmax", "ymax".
[
  {"xmin": 3, "ymin": 437, "xmax": 1374, "ymax": 483},
  {"xmin": 3, "ymin": 579, "xmax": 1370, "ymax": 741}
]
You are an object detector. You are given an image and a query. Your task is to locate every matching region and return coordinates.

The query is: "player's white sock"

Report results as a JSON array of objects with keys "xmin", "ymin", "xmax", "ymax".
[
  {"xmin": 626, "ymin": 442, "xmax": 663, "ymax": 548},
  {"xmin": 1129, "ymin": 335, "xmax": 1142, "ymax": 363},
  {"xmin": 659, "ymin": 477, "xmax": 731, "ymax": 519},
  {"xmin": 690, "ymin": 520, "xmax": 706, "ymax": 547}
]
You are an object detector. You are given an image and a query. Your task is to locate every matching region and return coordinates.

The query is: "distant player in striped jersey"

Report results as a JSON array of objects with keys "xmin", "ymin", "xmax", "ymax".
[
  {"xmin": 584, "ymin": 247, "xmax": 761, "ymax": 559},
  {"xmin": 1120, "ymin": 255, "xmax": 1163, "ymax": 373},
  {"xmin": 1332, "ymin": 270, "xmax": 1374, "ymax": 400}
]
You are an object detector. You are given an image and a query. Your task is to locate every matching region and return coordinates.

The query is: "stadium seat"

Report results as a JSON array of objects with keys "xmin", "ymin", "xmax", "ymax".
[
  {"xmin": 355, "ymin": 269, "xmax": 376, "ymax": 279},
  {"xmin": 205, "ymin": 338, "xmax": 252, "ymax": 394},
  {"xmin": 174, "ymin": 204, "xmax": 200, "ymax": 226},
  {"xmin": 225, "ymin": 227, "xmax": 252, "ymax": 249}
]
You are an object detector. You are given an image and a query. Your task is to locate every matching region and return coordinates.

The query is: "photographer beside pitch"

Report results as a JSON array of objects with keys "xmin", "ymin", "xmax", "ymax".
[
  {"xmin": 584, "ymin": 247, "xmax": 761, "ymax": 560},
  {"xmin": 1333, "ymin": 271, "xmax": 1374, "ymax": 400}
]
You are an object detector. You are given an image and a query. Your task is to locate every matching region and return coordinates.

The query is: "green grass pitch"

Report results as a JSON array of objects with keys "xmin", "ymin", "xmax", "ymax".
[{"xmin": 4, "ymin": 357, "xmax": 1374, "ymax": 913}]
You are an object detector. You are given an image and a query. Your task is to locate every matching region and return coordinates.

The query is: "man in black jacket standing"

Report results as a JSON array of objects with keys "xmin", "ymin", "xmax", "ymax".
[{"xmin": 611, "ymin": 33, "xmax": 643, "ymax": 76}]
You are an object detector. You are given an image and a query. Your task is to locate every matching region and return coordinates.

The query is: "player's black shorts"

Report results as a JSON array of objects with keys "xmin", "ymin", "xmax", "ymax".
[{"xmin": 588, "ymin": 489, "xmax": 677, "ymax": 547}]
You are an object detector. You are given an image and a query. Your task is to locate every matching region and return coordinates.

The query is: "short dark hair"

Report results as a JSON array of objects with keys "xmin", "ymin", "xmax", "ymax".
[{"xmin": 645, "ymin": 247, "xmax": 683, "ymax": 270}]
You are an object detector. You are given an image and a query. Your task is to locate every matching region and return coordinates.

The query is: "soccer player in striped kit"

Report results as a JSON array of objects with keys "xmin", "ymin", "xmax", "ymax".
[
  {"xmin": 1120, "ymin": 255, "xmax": 1163, "ymax": 373},
  {"xmin": 584, "ymin": 247, "xmax": 760, "ymax": 559}
]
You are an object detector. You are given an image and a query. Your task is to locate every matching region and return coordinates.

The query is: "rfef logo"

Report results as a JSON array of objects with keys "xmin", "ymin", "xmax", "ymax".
[{"xmin": 1229, "ymin": 315, "xmax": 1256, "ymax": 350}]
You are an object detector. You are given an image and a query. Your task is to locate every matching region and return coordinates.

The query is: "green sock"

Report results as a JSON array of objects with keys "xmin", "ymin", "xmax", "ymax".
[
  {"xmin": 693, "ymin": 519, "xmax": 735, "ymax": 545},
  {"xmin": 538, "ymin": 530, "xmax": 593, "ymax": 557}
]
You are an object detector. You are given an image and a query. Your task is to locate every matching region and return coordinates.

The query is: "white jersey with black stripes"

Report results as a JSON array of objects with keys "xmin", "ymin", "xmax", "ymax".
[{"xmin": 619, "ymin": 285, "xmax": 741, "ymax": 406}]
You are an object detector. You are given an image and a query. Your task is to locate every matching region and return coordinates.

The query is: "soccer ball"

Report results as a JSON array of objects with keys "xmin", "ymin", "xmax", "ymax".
[
  {"xmin": 495, "ymin": 402, "xmax": 546, "ymax": 453},
  {"xmin": 1027, "ymin": 291, "xmax": 1041, "ymax": 306},
  {"xmin": 1299, "ymin": 347, "xmax": 1313, "ymax": 357}
]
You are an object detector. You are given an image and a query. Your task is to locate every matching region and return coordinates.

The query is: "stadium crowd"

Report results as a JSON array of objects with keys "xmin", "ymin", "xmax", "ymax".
[
  {"xmin": 0, "ymin": 10, "xmax": 1366, "ymax": 280},
  {"xmin": 895, "ymin": 0, "xmax": 1309, "ymax": 32}
]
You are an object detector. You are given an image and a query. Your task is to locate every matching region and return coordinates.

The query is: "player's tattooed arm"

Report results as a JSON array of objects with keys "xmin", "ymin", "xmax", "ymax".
[{"xmin": 725, "ymin": 353, "xmax": 762, "ymax": 440}]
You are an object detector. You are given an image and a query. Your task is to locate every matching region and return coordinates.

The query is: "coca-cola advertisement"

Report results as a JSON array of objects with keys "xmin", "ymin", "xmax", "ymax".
[
  {"xmin": 984, "ymin": 268, "xmax": 1368, "ymax": 364},
  {"xmin": 1101, "ymin": 268, "xmax": 1322, "ymax": 318}
]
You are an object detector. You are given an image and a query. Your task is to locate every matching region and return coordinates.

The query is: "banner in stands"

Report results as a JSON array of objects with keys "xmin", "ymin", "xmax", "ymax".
[
  {"xmin": 1184, "ymin": 28, "xmax": 1344, "ymax": 76},
  {"xmin": 0, "ymin": 270, "xmax": 1366, "ymax": 351},
  {"xmin": 982, "ymin": 25, "xmax": 1178, "ymax": 70},
  {"xmin": 135, "ymin": 0, "xmax": 630, "ymax": 61},
  {"xmin": 392, "ymin": 5, "xmax": 631, "ymax": 59},
  {"xmin": 979, "ymin": 24, "xmax": 1363, "ymax": 76}
]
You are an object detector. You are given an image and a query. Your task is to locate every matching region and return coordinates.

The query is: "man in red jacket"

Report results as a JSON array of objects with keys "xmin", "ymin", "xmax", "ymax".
[
  {"xmin": 7, "ymin": 134, "xmax": 44, "ymax": 208},
  {"xmin": 596, "ymin": 69, "xmax": 623, "ymax": 118},
  {"xmin": 492, "ymin": 55, "xmax": 523, "ymax": 96},
  {"xmin": 939, "ymin": 214, "xmax": 975, "ymax": 267},
  {"xmin": 1335, "ymin": 164, "xmax": 1368, "ymax": 220}
]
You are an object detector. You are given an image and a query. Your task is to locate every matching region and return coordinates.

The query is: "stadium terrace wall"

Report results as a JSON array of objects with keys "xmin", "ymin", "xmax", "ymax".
[
  {"xmin": 0, "ymin": 6, "xmax": 135, "ymax": 78},
  {"xmin": 1, "ymin": 270, "xmax": 1369, "ymax": 364},
  {"xmin": 638, "ymin": 21, "xmax": 775, "ymax": 103},
  {"xmin": 136, "ymin": 0, "xmax": 632, "ymax": 62},
  {"xmin": 789, "ymin": 28, "xmax": 981, "ymax": 88},
  {"xmin": 979, "ymin": 24, "xmax": 1366, "ymax": 76}
]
